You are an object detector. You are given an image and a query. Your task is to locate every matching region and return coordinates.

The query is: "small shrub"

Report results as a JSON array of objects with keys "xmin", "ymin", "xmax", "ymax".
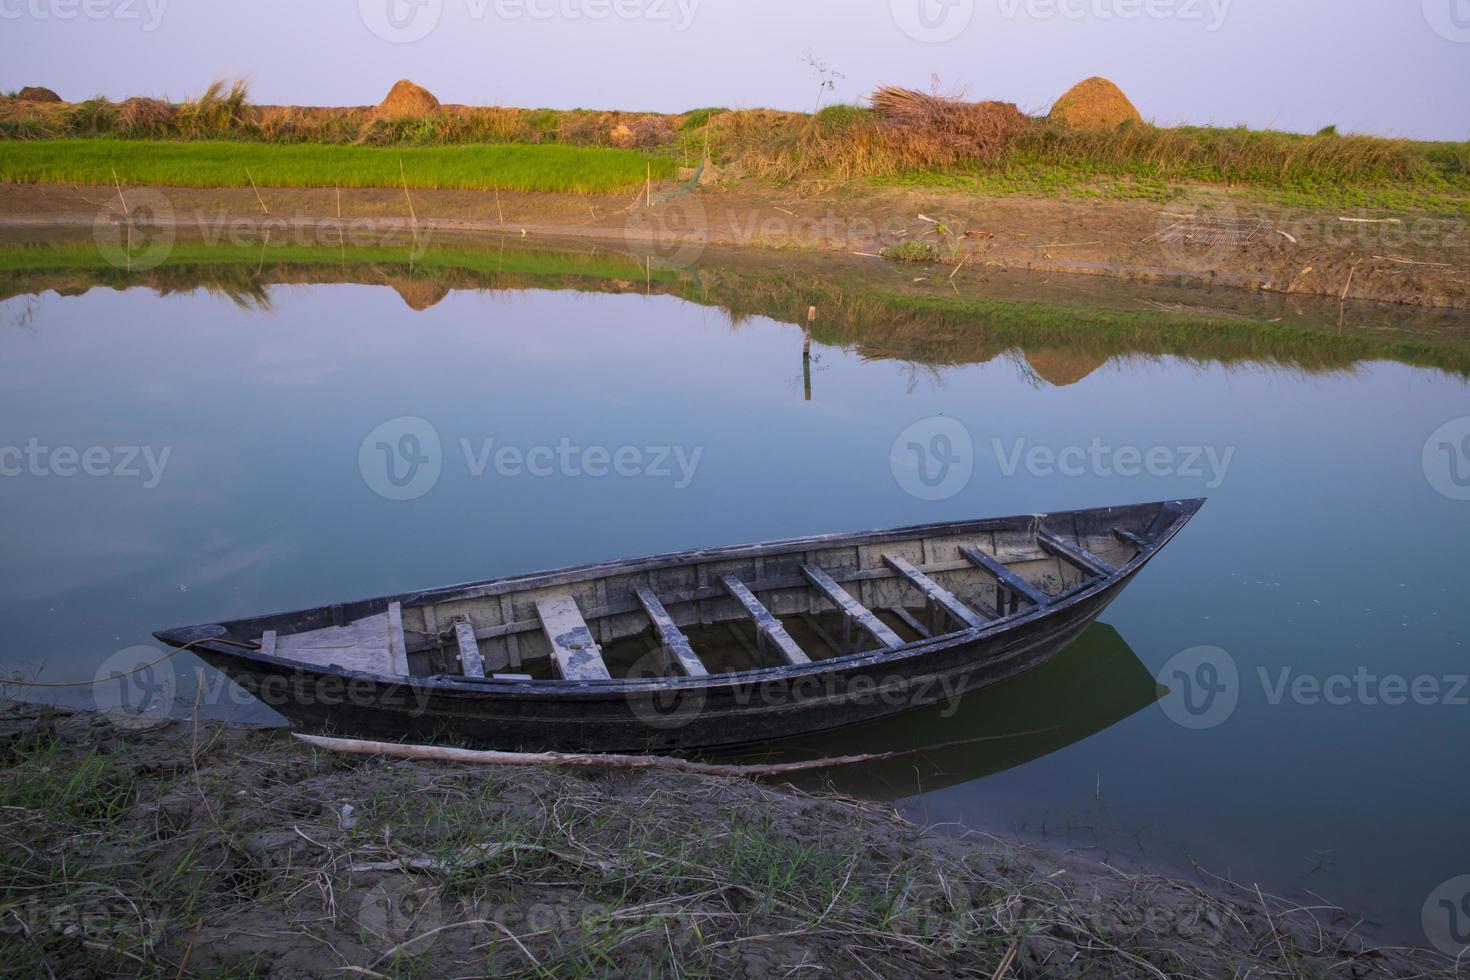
[{"xmin": 881, "ymin": 239, "xmax": 940, "ymax": 262}]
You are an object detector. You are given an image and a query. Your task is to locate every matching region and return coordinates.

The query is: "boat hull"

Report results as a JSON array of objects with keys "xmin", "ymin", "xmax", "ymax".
[{"xmin": 195, "ymin": 570, "xmax": 1130, "ymax": 752}]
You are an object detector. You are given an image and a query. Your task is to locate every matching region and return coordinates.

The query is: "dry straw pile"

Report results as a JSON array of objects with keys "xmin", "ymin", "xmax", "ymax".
[
  {"xmin": 871, "ymin": 86, "xmax": 1029, "ymax": 164},
  {"xmin": 375, "ymin": 79, "xmax": 440, "ymax": 120},
  {"xmin": 1048, "ymin": 76, "xmax": 1142, "ymax": 128}
]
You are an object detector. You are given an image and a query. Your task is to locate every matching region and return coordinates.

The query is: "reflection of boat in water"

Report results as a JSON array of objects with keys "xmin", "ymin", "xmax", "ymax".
[{"xmin": 711, "ymin": 622, "xmax": 1162, "ymax": 801}]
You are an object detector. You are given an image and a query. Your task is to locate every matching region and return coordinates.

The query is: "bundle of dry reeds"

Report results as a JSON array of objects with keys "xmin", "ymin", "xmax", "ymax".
[{"xmin": 870, "ymin": 86, "xmax": 1028, "ymax": 164}]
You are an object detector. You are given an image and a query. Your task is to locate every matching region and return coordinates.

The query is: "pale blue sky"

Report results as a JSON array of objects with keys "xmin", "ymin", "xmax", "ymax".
[{"xmin": 2, "ymin": 0, "xmax": 1467, "ymax": 139}]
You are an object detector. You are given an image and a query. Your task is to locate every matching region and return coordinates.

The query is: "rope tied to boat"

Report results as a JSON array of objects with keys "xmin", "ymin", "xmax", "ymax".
[{"xmin": 1, "ymin": 638, "xmax": 241, "ymax": 689}]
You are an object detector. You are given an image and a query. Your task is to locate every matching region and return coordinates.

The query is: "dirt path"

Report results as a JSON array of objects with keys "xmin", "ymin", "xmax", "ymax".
[
  {"xmin": 2, "ymin": 180, "xmax": 1466, "ymax": 309},
  {"xmin": 0, "ymin": 701, "xmax": 1458, "ymax": 977}
]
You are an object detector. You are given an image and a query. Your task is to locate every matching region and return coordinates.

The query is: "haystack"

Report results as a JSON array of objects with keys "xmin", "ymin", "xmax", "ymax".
[
  {"xmin": 1023, "ymin": 349, "xmax": 1110, "ymax": 387},
  {"xmin": 384, "ymin": 276, "xmax": 450, "ymax": 312},
  {"xmin": 17, "ymin": 86, "xmax": 62, "ymax": 103},
  {"xmin": 375, "ymin": 79, "xmax": 439, "ymax": 119},
  {"xmin": 1048, "ymin": 77, "xmax": 1141, "ymax": 128}
]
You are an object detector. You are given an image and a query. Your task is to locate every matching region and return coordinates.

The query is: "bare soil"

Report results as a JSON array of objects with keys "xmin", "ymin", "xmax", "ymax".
[
  {"xmin": 2, "ymin": 179, "xmax": 1465, "ymax": 309},
  {"xmin": 0, "ymin": 701, "xmax": 1458, "ymax": 978}
]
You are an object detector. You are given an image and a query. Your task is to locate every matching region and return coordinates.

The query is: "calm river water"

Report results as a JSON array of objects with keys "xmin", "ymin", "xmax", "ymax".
[{"xmin": 1, "ymin": 238, "xmax": 1466, "ymax": 940}]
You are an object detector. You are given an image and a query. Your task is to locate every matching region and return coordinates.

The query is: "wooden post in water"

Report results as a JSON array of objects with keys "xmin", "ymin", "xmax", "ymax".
[{"xmin": 803, "ymin": 305, "xmax": 816, "ymax": 402}]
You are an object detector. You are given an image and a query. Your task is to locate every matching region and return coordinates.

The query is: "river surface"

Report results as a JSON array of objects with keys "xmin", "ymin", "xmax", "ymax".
[{"xmin": 1, "ymin": 237, "xmax": 1467, "ymax": 941}]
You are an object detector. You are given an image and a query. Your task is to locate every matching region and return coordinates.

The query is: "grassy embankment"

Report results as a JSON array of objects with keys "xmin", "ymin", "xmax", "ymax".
[
  {"xmin": 3, "ymin": 239, "xmax": 1468, "ymax": 376},
  {"xmin": 1, "ymin": 702, "xmax": 1458, "ymax": 977},
  {"xmin": 2, "ymin": 82, "xmax": 1468, "ymax": 211}
]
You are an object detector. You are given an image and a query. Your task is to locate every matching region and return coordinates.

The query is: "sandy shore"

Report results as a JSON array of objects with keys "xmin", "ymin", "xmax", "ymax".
[
  {"xmin": 0, "ymin": 700, "xmax": 1457, "ymax": 977},
  {"xmin": 2, "ymin": 180, "xmax": 1466, "ymax": 309}
]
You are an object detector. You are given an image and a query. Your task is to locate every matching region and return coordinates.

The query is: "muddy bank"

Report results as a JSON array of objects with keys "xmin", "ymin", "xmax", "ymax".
[
  {"xmin": 1, "ymin": 180, "xmax": 1465, "ymax": 309},
  {"xmin": 0, "ymin": 701, "xmax": 1455, "ymax": 977}
]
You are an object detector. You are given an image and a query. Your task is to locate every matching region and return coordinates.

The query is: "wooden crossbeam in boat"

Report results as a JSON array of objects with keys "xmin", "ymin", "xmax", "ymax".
[
  {"xmin": 634, "ymin": 586, "xmax": 709, "ymax": 678},
  {"xmin": 718, "ymin": 575, "xmax": 811, "ymax": 666},
  {"xmin": 801, "ymin": 566, "xmax": 904, "ymax": 651},
  {"xmin": 453, "ymin": 619, "xmax": 486, "ymax": 679},
  {"xmin": 958, "ymin": 545, "xmax": 1050, "ymax": 610},
  {"xmin": 387, "ymin": 602, "xmax": 410, "ymax": 676},
  {"xmin": 1037, "ymin": 531, "xmax": 1118, "ymax": 578},
  {"xmin": 1113, "ymin": 527, "xmax": 1147, "ymax": 549},
  {"xmin": 881, "ymin": 554, "xmax": 989, "ymax": 631},
  {"xmin": 258, "ymin": 630, "xmax": 277, "ymax": 658},
  {"xmin": 887, "ymin": 606, "xmax": 931, "ymax": 639},
  {"xmin": 534, "ymin": 595, "xmax": 612, "ymax": 681}
]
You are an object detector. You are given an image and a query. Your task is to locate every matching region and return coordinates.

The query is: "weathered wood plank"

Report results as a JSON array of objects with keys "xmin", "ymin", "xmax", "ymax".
[
  {"xmin": 534, "ymin": 595, "xmax": 612, "ymax": 681},
  {"xmin": 801, "ymin": 566, "xmax": 904, "ymax": 650},
  {"xmin": 881, "ymin": 554, "xmax": 989, "ymax": 630},
  {"xmin": 719, "ymin": 575, "xmax": 811, "ymax": 666},
  {"xmin": 1037, "ymin": 531, "xmax": 1118, "ymax": 578},
  {"xmin": 958, "ymin": 545, "xmax": 1050, "ymax": 608},
  {"xmin": 387, "ymin": 601, "xmax": 410, "ymax": 677},
  {"xmin": 634, "ymin": 586, "xmax": 709, "ymax": 678},
  {"xmin": 454, "ymin": 620, "xmax": 486, "ymax": 679},
  {"xmin": 1112, "ymin": 527, "xmax": 1147, "ymax": 549},
  {"xmin": 887, "ymin": 606, "xmax": 931, "ymax": 639}
]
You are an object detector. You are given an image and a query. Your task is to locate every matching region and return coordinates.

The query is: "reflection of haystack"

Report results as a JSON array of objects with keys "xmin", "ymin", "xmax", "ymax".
[
  {"xmin": 17, "ymin": 86, "xmax": 62, "ymax": 103},
  {"xmin": 1023, "ymin": 349, "xmax": 1110, "ymax": 387},
  {"xmin": 384, "ymin": 276, "xmax": 450, "ymax": 311},
  {"xmin": 375, "ymin": 80, "xmax": 440, "ymax": 120},
  {"xmin": 1048, "ymin": 77, "xmax": 1142, "ymax": 129}
]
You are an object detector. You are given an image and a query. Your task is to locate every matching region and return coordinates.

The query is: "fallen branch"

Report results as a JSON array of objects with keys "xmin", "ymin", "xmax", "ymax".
[
  {"xmin": 297, "ymin": 733, "xmax": 906, "ymax": 777},
  {"xmin": 294, "ymin": 729, "xmax": 1045, "ymax": 778}
]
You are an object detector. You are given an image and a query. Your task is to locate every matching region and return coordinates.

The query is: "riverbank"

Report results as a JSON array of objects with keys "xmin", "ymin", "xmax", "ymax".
[
  {"xmin": 0, "ymin": 700, "xmax": 1455, "ymax": 977},
  {"xmin": 1, "ymin": 179, "xmax": 1465, "ymax": 310}
]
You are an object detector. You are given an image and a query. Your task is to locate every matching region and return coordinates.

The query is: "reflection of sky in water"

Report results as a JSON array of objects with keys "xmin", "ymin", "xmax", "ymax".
[{"xmin": 1, "ymin": 280, "xmax": 1468, "ymax": 940}]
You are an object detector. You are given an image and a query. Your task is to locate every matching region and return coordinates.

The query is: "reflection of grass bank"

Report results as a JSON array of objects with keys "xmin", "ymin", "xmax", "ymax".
[
  {"xmin": 0, "ymin": 140, "xmax": 674, "ymax": 194},
  {"xmin": 3, "ymin": 239, "xmax": 1468, "ymax": 377},
  {"xmin": 1, "ymin": 701, "xmax": 1456, "ymax": 977}
]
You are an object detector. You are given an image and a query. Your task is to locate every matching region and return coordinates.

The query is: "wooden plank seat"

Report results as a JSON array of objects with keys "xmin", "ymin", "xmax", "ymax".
[
  {"xmin": 801, "ymin": 566, "xmax": 904, "ymax": 651},
  {"xmin": 882, "ymin": 554, "xmax": 989, "ymax": 632},
  {"xmin": 959, "ymin": 545, "xmax": 1050, "ymax": 614},
  {"xmin": 1038, "ymin": 530, "xmax": 1118, "ymax": 578},
  {"xmin": 534, "ymin": 595, "xmax": 612, "ymax": 681},
  {"xmin": 719, "ymin": 575, "xmax": 811, "ymax": 666},
  {"xmin": 635, "ymin": 586, "xmax": 709, "ymax": 677},
  {"xmin": 453, "ymin": 619, "xmax": 486, "ymax": 679},
  {"xmin": 272, "ymin": 602, "xmax": 409, "ymax": 676}
]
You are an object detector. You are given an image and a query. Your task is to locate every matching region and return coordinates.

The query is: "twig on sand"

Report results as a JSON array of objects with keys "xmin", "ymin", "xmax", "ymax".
[
  {"xmin": 111, "ymin": 168, "xmax": 128, "ymax": 217},
  {"xmin": 1341, "ymin": 260, "xmax": 1360, "ymax": 301},
  {"xmin": 398, "ymin": 159, "xmax": 417, "ymax": 226},
  {"xmin": 1373, "ymin": 254, "xmax": 1453, "ymax": 268},
  {"xmin": 244, "ymin": 168, "xmax": 268, "ymax": 214},
  {"xmin": 494, "ymin": 185, "xmax": 505, "ymax": 225},
  {"xmin": 174, "ymin": 919, "xmax": 203, "ymax": 980},
  {"xmin": 949, "ymin": 253, "xmax": 971, "ymax": 280},
  {"xmin": 370, "ymin": 919, "xmax": 541, "ymax": 970}
]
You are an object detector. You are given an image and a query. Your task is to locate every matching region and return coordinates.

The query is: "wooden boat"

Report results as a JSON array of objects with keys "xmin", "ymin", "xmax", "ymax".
[{"xmin": 155, "ymin": 499, "xmax": 1203, "ymax": 753}]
